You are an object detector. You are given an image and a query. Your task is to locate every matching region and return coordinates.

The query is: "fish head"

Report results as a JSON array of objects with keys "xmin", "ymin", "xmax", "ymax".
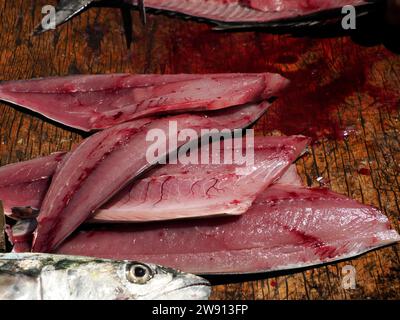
[
  {"xmin": 0, "ymin": 254, "xmax": 211, "ymax": 300},
  {"xmin": 115, "ymin": 262, "xmax": 211, "ymax": 300}
]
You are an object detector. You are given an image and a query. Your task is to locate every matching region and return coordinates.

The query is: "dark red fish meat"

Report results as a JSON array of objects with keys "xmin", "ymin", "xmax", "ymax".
[
  {"xmin": 32, "ymin": 102, "xmax": 272, "ymax": 252},
  {"xmin": 0, "ymin": 73, "xmax": 288, "ymax": 131}
]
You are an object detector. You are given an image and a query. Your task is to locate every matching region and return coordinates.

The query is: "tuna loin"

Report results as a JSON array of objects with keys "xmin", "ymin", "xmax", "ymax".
[
  {"xmin": 32, "ymin": 102, "xmax": 271, "ymax": 253},
  {"xmin": 56, "ymin": 182, "xmax": 400, "ymax": 274},
  {"xmin": 0, "ymin": 73, "xmax": 288, "ymax": 131}
]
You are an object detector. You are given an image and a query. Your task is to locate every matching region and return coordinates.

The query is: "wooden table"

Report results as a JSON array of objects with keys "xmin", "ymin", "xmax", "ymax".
[{"xmin": 0, "ymin": 0, "xmax": 399, "ymax": 299}]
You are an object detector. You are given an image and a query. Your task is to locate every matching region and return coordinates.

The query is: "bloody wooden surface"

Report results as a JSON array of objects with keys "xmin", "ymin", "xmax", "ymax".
[{"xmin": 0, "ymin": 0, "xmax": 399, "ymax": 299}]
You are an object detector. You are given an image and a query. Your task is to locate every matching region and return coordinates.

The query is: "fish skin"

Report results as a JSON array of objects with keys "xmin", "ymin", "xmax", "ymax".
[
  {"xmin": 2, "ymin": 136, "xmax": 310, "ymax": 223},
  {"xmin": 0, "ymin": 73, "xmax": 288, "ymax": 131},
  {"xmin": 32, "ymin": 102, "xmax": 272, "ymax": 253},
  {"xmin": 55, "ymin": 182, "xmax": 400, "ymax": 275},
  {"xmin": 0, "ymin": 152, "xmax": 65, "ymax": 215},
  {"xmin": 0, "ymin": 253, "xmax": 210, "ymax": 300}
]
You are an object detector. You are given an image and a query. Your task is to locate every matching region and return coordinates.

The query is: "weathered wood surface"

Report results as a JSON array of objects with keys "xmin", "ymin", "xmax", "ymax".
[{"xmin": 0, "ymin": 0, "xmax": 399, "ymax": 299}]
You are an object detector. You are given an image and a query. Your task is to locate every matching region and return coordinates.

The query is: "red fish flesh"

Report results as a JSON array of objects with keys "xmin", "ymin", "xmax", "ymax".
[
  {"xmin": 0, "ymin": 153, "xmax": 65, "ymax": 215},
  {"xmin": 32, "ymin": 102, "xmax": 271, "ymax": 253},
  {"xmin": 0, "ymin": 165, "xmax": 307, "ymax": 250},
  {"xmin": 1, "ymin": 136, "xmax": 310, "ymax": 223},
  {"xmin": 0, "ymin": 73, "xmax": 288, "ymax": 131},
  {"xmin": 95, "ymin": 135, "xmax": 310, "ymax": 222},
  {"xmin": 55, "ymin": 182, "xmax": 400, "ymax": 274}
]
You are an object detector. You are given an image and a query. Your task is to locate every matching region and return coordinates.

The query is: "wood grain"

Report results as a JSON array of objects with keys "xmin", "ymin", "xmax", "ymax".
[{"xmin": 0, "ymin": 0, "xmax": 399, "ymax": 299}]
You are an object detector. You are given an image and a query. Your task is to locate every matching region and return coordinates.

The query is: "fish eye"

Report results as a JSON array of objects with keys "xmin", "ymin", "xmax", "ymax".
[{"xmin": 126, "ymin": 263, "xmax": 153, "ymax": 284}]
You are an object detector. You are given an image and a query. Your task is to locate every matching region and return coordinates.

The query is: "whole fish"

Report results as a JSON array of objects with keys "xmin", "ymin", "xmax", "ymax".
[
  {"xmin": 33, "ymin": 0, "xmax": 378, "ymax": 34},
  {"xmin": 0, "ymin": 253, "xmax": 211, "ymax": 300}
]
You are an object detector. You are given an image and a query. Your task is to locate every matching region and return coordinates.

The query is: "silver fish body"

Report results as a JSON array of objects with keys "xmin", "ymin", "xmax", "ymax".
[{"xmin": 0, "ymin": 253, "xmax": 211, "ymax": 300}]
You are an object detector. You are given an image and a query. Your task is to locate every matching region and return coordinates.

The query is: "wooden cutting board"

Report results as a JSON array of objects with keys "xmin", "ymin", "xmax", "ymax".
[{"xmin": 0, "ymin": 0, "xmax": 399, "ymax": 299}]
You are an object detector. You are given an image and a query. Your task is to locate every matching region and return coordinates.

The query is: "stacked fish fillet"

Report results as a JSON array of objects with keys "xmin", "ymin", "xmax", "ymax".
[{"xmin": 0, "ymin": 73, "xmax": 399, "ymax": 275}]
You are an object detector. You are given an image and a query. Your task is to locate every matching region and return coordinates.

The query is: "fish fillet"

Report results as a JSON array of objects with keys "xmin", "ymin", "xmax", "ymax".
[
  {"xmin": 1, "ymin": 137, "xmax": 309, "ymax": 223},
  {"xmin": 0, "ymin": 153, "xmax": 65, "ymax": 215},
  {"xmin": 0, "ymin": 73, "xmax": 288, "ymax": 131},
  {"xmin": 90, "ymin": 135, "xmax": 310, "ymax": 222},
  {"xmin": 4, "ymin": 164, "xmax": 302, "ymax": 250},
  {"xmin": 55, "ymin": 183, "xmax": 400, "ymax": 274},
  {"xmin": 32, "ymin": 102, "xmax": 272, "ymax": 252}
]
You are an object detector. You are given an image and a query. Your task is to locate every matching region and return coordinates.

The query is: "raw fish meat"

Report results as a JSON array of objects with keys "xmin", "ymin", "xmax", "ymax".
[
  {"xmin": 128, "ymin": 0, "xmax": 369, "ymax": 24},
  {"xmin": 0, "ymin": 153, "xmax": 65, "ymax": 215},
  {"xmin": 93, "ymin": 135, "xmax": 310, "ymax": 222},
  {"xmin": 0, "ymin": 73, "xmax": 288, "ymax": 131},
  {"xmin": 55, "ymin": 182, "xmax": 400, "ymax": 274},
  {"xmin": 1, "ymin": 136, "xmax": 309, "ymax": 222},
  {"xmin": 32, "ymin": 102, "xmax": 271, "ymax": 252}
]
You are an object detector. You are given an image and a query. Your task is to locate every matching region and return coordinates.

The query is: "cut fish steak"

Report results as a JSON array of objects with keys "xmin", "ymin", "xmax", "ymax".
[
  {"xmin": 2, "ymin": 136, "xmax": 309, "ymax": 223},
  {"xmin": 32, "ymin": 102, "xmax": 272, "ymax": 253},
  {"xmin": 55, "ymin": 182, "xmax": 400, "ymax": 274},
  {"xmin": 0, "ymin": 73, "xmax": 288, "ymax": 131}
]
